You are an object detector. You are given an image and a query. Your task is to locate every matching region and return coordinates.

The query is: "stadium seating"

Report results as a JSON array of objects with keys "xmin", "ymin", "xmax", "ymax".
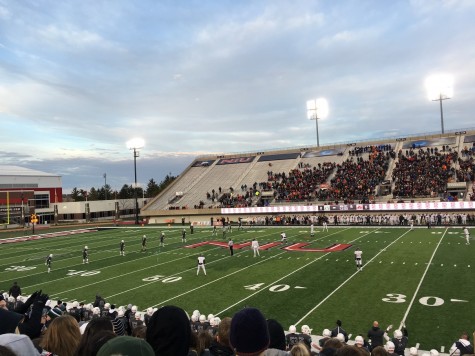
[{"xmin": 143, "ymin": 131, "xmax": 475, "ymax": 213}]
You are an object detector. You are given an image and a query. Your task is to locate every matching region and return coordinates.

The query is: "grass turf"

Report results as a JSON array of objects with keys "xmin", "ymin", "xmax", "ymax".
[{"xmin": 0, "ymin": 225, "xmax": 472, "ymax": 351}]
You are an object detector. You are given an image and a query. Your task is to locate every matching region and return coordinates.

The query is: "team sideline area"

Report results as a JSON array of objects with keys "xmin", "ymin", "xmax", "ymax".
[{"xmin": 1, "ymin": 225, "xmax": 473, "ymax": 354}]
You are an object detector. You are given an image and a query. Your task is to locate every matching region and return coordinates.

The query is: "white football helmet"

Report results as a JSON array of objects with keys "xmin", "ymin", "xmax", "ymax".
[
  {"xmin": 85, "ymin": 246, "xmax": 88, "ymax": 249},
  {"xmin": 301, "ymin": 325, "xmax": 312, "ymax": 335},
  {"xmin": 394, "ymin": 329, "xmax": 403, "ymax": 339},
  {"xmin": 430, "ymin": 350, "xmax": 439, "ymax": 356},
  {"xmin": 386, "ymin": 341, "xmax": 395, "ymax": 352},
  {"xmin": 336, "ymin": 333, "xmax": 345, "ymax": 343},
  {"xmin": 323, "ymin": 329, "xmax": 331, "ymax": 337},
  {"xmin": 289, "ymin": 325, "xmax": 297, "ymax": 333},
  {"xmin": 355, "ymin": 336, "xmax": 364, "ymax": 345},
  {"xmin": 131, "ymin": 305, "xmax": 138, "ymax": 313}
]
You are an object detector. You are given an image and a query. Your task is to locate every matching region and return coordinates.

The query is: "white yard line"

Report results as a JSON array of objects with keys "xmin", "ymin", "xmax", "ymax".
[
  {"xmin": 214, "ymin": 228, "xmax": 373, "ymax": 316},
  {"xmin": 294, "ymin": 228, "xmax": 410, "ymax": 326},
  {"xmin": 136, "ymin": 227, "xmax": 351, "ymax": 310},
  {"xmin": 398, "ymin": 228, "xmax": 448, "ymax": 329}
]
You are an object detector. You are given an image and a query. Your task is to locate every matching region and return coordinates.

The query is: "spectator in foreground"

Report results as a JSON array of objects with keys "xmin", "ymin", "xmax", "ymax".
[
  {"xmin": 289, "ymin": 342, "xmax": 310, "ymax": 356},
  {"xmin": 0, "ymin": 333, "xmax": 40, "ymax": 355},
  {"xmin": 75, "ymin": 317, "xmax": 114, "ymax": 356},
  {"xmin": 263, "ymin": 319, "xmax": 288, "ymax": 356},
  {"xmin": 39, "ymin": 315, "xmax": 81, "ymax": 356},
  {"xmin": 209, "ymin": 317, "xmax": 234, "ymax": 356},
  {"xmin": 97, "ymin": 335, "xmax": 154, "ymax": 356},
  {"xmin": 82, "ymin": 330, "xmax": 116, "ymax": 356},
  {"xmin": 230, "ymin": 307, "xmax": 270, "ymax": 356},
  {"xmin": 146, "ymin": 305, "xmax": 191, "ymax": 356}
]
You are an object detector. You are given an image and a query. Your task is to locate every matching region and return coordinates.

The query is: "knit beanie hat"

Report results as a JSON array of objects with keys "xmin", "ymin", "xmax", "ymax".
[
  {"xmin": 48, "ymin": 307, "xmax": 62, "ymax": 319},
  {"xmin": 98, "ymin": 336, "xmax": 154, "ymax": 356},
  {"xmin": 267, "ymin": 319, "xmax": 286, "ymax": 351},
  {"xmin": 145, "ymin": 305, "xmax": 191, "ymax": 356},
  {"xmin": 0, "ymin": 309, "xmax": 24, "ymax": 334},
  {"xmin": 230, "ymin": 307, "xmax": 270, "ymax": 356}
]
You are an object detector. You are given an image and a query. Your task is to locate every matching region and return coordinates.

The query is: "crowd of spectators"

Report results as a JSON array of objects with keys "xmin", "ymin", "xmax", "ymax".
[
  {"xmin": 1, "ymin": 292, "xmax": 472, "ymax": 356},
  {"xmin": 318, "ymin": 148, "xmax": 394, "ymax": 202},
  {"xmin": 169, "ymin": 142, "xmax": 475, "ymax": 210},
  {"xmin": 392, "ymin": 147, "xmax": 458, "ymax": 198},
  {"xmin": 268, "ymin": 163, "xmax": 336, "ymax": 202}
]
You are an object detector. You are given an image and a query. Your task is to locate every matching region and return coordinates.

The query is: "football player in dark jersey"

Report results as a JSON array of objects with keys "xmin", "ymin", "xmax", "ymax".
[
  {"xmin": 182, "ymin": 229, "xmax": 186, "ymax": 243},
  {"xmin": 83, "ymin": 246, "xmax": 89, "ymax": 264},
  {"xmin": 141, "ymin": 235, "xmax": 147, "ymax": 252},
  {"xmin": 45, "ymin": 254, "xmax": 53, "ymax": 273},
  {"xmin": 120, "ymin": 240, "xmax": 125, "ymax": 256}
]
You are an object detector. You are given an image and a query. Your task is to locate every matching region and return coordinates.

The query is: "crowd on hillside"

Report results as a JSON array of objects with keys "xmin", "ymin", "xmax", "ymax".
[{"xmin": 1, "ymin": 290, "xmax": 474, "ymax": 356}]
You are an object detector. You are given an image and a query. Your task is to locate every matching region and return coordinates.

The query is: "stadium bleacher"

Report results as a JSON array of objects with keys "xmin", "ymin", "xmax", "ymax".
[{"xmin": 143, "ymin": 130, "xmax": 475, "ymax": 218}]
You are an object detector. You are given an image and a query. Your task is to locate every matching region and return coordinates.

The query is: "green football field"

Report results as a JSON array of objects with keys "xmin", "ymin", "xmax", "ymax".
[{"xmin": 0, "ymin": 225, "xmax": 473, "ymax": 351}]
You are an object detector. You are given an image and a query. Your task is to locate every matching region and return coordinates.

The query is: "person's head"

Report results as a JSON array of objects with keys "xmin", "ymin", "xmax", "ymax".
[
  {"xmin": 409, "ymin": 347, "xmax": 418, "ymax": 356},
  {"xmin": 146, "ymin": 305, "xmax": 191, "ymax": 356},
  {"xmin": 301, "ymin": 325, "xmax": 312, "ymax": 335},
  {"xmin": 385, "ymin": 341, "xmax": 395, "ymax": 353},
  {"xmin": 289, "ymin": 325, "xmax": 297, "ymax": 333},
  {"xmin": 336, "ymin": 320, "xmax": 342, "ymax": 326},
  {"xmin": 371, "ymin": 346, "xmax": 389, "ymax": 356},
  {"xmin": 97, "ymin": 335, "xmax": 154, "ymax": 356},
  {"xmin": 461, "ymin": 332, "xmax": 470, "ymax": 340},
  {"xmin": 354, "ymin": 336, "xmax": 364, "ymax": 347},
  {"xmin": 216, "ymin": 317, "xmax": 232, "ymax": 347},
  {"xmin": 196, "ymin": 331, "xmax": 213, "ymax": 355},
  {"xmin": 40, "ymin": 315, "xmax": 81, "ymax": 356},
  {"xmin": 0, "ymin": 295, "xmax": 7, "ymax": 310},
  {"xmin": 0, "ymin": 345, "xmax": 16, "ymax": 356},
  {"xmin": 336, "ymin": 333, "xmax": 345, "ymax": 343},
  {"xmin": 335, "ymin": 345, "xmax": 367, "ymax": 356},
  {"xmin": 267, "ymin": 319, "xmax": 286, "ymax": 351},
  {"xmin": 230, "ymin": 307, "xmax": 269, "ymax": 356},
  {"xmin": 323, "ymin": 338, "xmax": 343, "ymax": 350},
  {"xmin": 132, "ymin": 325, "xmax": 147, "ymax": 339},
  {"xmin": 323, "ymin": 329, "xmax": 332, "ymax": 338},
  {"xmin": 290, "ymin": 342, "xmax": 311, "ymax": 356},
  {"xmin": 393, "ymin": 330, "xmax": 403, "ymax": 340},
  {"xmin": 82, "ymin": 330, "xmax": 117, "ymax": 356},
  {"xmin": 76, "ymin": 317, "xmax": 114, "ymax": 356}
]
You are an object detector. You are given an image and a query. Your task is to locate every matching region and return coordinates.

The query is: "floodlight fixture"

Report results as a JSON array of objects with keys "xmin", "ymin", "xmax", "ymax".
[
  {"xmin": 425, "ymin": 74, "xmax": 454, "ymax": 134},
  {"xmin": 126, "ymin": 138, "xmax": 145, "ymax": 224},
  {"xmin": 307, "ymin": 98, "xmax": 329, "ymax": 147}
]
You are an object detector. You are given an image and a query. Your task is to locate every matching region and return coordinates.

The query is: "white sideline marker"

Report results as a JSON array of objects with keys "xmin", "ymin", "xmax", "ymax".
[{"xmin": 450, "ymin": 299, "xmax": 468, "ymax": 303}]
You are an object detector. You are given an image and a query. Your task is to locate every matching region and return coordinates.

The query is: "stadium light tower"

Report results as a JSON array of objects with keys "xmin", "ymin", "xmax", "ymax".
[
  {"xmin": 306, "ymin": 98, "xmax": 329, "ymax": 147},
  {"xmin": 126, "ymin": 138, "xmax": 145, "ymax": 225},
  {"xmin": 425, "ymin": 74, "xmax": 454, "ymax": 134}
]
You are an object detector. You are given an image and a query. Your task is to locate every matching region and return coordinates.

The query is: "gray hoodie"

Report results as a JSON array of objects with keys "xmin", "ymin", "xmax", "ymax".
[{"xmin": 0, "ymin": 333, "xmax": 40, "ymax": 356}]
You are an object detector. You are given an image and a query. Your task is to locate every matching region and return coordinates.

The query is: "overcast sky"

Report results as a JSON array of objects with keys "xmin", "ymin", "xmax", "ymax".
[{"xmin": 1, "ymin": 0, "xmax": 475, "ymax": 193}]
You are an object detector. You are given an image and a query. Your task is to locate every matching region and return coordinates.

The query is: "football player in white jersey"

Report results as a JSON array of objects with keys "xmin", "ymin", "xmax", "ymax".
[
  {"xmin": 197, "ymin": 254, "xmax": 206, "ymax": 275},
  {"xmin": 251, "ymin": 238, "xmax": 260, "ymax": 257},
  {"xmin": 463, "ymin": 226, "xmax": 470, "ymax": 245},
  {"xmin": 354, "ymin": 247, "xmax": 363, "ymax": 270}
]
